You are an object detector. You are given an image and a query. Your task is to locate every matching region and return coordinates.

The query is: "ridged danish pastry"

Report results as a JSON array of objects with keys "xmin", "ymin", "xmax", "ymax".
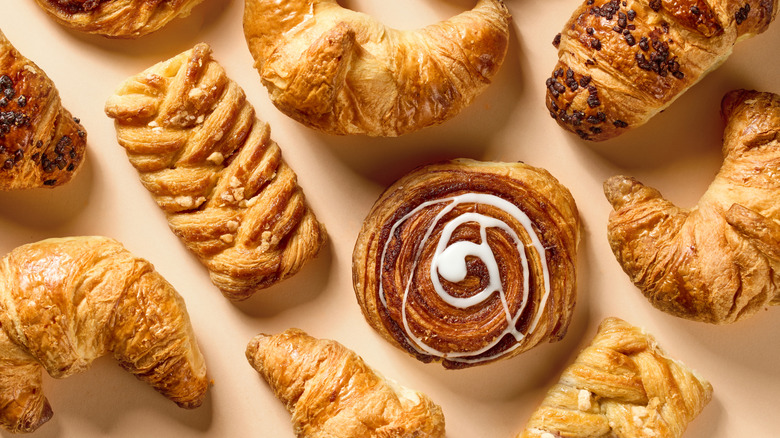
[
  {"xmin": 546, "ymin": 0, "xmax": 778, "ymax": 141},
  {"xmin": 0, "ymin": 29, "xmax": 86, "ymax": 190},
  {"xmin": 0, "ymin": 237, "xmax": 208, "ymax": 433},
  {"xmin": 105, "ymin": 43, "xmax": 327, "ymax": 301},
  {"xmin": 246, "ymin": 328, "xmax": 446, "ymax": 438},
  {"xmin": 353, "ymin": 159, "xmax": 580, "ymax": 368},
  {"xmin": 518, "ymin": 317, "xmax": 712, "ymax": 438},
  {"xmin": 243, "ymin": 0, "xmax": 511, "ymax": 136},
  {"xmin": 605, "ymin": 90, "xmax": 780, "ymax": 323},
  {"xmin": 33, "ymin": 0, "xmax": 206, "ymax": 38}
]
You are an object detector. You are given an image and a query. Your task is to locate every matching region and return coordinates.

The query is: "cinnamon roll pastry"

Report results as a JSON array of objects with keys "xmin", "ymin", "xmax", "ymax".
[
  {"xmin": 518, "ymin": 317, "xmax": 712, "ymax": 438},
  {"xmin": 0, "ymin": 29, "xmax": 86, "ymax": 190},
  {"xmin": 353, "ymin": 159, "xmax": 580, "ymax": 368},
  {"xmin": 33, "ymin": 0, "xmax": 206, "ymax": 38},
  {"xmin": 105, "ymin": 43, "xmax": 327, "ymax": 301},
  {"xmin": 243, "ymin": 0, "xmax": 511, "ymax": 136}
]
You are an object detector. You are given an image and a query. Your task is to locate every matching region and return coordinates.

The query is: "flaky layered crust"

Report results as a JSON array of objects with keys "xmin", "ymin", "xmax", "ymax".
[
  {"xmin": 353, "ymin": 159, "xmax": 580, "ymax": 368},
  {"xmin": 0, "ymin": 237, "xmax": 208, "ymax": 433},
  {"xmin": 546, "ymin": 0, "xmax": 778, "ymax": 141},
  {"xmin": 105, "ymin": 43, "xmax": 327, "ymax": 301},
  {"xmin": 604, "ymin": 90, "xmax": 780, "ymax": 323},
  {"xmin": 246, "ymin": 328, "xmax": 446, "ymax": 438},
  {"xmin": 0, "ymin": 29, "xmax": 86, "ymax": 190},
  {"xmin": 243, "ymin": 0, "xmax": 511, "ymax": 136},
  {"xmin": 518, "ymin": 317, "xmax": 712, "ymax": 438}
]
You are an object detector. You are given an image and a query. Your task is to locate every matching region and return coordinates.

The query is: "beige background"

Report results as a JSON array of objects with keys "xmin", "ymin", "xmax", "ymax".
[{"xmin": 1, "ymin": 0, "xmax": 778, "ymax": 437}]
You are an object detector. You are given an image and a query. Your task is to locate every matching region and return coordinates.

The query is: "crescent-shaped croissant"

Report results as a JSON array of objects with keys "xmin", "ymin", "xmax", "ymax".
[
  {"xmin": 33, "ymin": 0, "xmax": 206, "ymax": 38},
  {"xmin": 0, "ymin": 237, "xmax": 208, "ymax": 433},
  {"xmin": 546, "ymin": 0, "xmax": 778, "ymax": 141},
  {"xmin": 242, "ymin": 0, "xmax": 511, "ymax": 136},
  {"xmin": 518, "ymin": 317, "xmax": 712, "ymax": 438},
  {"xmin": 353, "ymin": 159, "xmax": 580, "ymax": 368},
  {"xmin": 105, "ymin": 43, "xmax": 327, "ymax": 301},
  {"xmin": 604, "ymin": 89, "xmax": 780, "ymax": 323},
  {"xmin": 246, "ymin": 328, "xmax": 446, "ymax": 438}
]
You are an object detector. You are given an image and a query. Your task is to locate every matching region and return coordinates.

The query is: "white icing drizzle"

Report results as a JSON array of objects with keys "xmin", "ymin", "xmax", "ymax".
[{"xmin": 378, "ymin": 193, "xmax": 551, "ymax": 364}]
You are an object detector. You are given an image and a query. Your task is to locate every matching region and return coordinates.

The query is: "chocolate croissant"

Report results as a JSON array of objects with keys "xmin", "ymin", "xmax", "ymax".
[
  {"xmin": 0, "ymin": 236, "xmax": 208, "ymax": 433},
  {"xmin": 105, "ymin": 43, "xmax": 327, "ymax": 301},
  {"xmin": 0, "ymin": 29, "xmax": 86, "ymax": 190},
  {"xmin": 517, "ymin": 317, "xmax": 712, "ymax": 438},
  {"xmin": 243, "ymin": 0, "xmax": 511, "ymax": 137},
  {"xmin": 33, "ymin": 0, "xmax": 206, "ymax": 38},
  {"xmin": 246, "ymin": 328, "xmax": 446, "ymax": 438},
  {"xmin": 604, "ymin": 90, "xmax": 780, "ymax": 323},
  {"xmin": 353, "ymin": 159, "xmax": 580, "ymax": 368},
  {"xmin": 546, "ymin": 0, "xmax": 778, "ymax": 141}
]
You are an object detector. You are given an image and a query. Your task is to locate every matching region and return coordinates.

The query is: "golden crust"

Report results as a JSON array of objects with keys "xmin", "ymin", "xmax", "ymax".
[
  {"xmin": 246, "ymin": 328, "xmax": 446, "ymax": 438},
  {"xmin": 604, "ymin": 89, "xmax": 780, "ymax": 323},
  {"xmin": 352, "ymin": 159, "xmax": 580, "ymax": 368},
  {"xmin": 243, "ymin": 0, "xmax": 511, "ymax": 137},
  {"xmin": 105, "ymin": 43, "xmax": 327, "ymax": 301},
  {"xmin": 0, "ymin": 236, "xmax": 208, "ymax": 433}
]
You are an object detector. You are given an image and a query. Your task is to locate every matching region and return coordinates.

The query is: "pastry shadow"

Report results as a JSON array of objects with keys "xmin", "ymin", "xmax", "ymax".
[{"xmin": 687, "ymin": 393, "xmax": 724, "ymax": 437}]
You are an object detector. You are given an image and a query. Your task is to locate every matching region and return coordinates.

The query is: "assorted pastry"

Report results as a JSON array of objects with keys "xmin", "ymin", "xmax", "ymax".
[
  {"xmin": 352, "ymin": 159, "xmax": 580, "ymax": 368},
  {"xmin": 105, "ymin": 43, "xmax": 327, "ymax": 301},
  {"xmin": 0, "ymin": 237, "xmax": 208, "ymax": 433}
]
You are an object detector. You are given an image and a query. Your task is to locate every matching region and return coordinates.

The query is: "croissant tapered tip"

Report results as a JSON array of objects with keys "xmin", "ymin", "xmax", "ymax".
[{"xmin": 721, "ymin": 89, "xmax": 755, "ymax": 121}]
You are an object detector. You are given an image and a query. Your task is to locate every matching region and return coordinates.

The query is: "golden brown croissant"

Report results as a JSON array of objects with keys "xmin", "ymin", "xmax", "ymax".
[
  {"xmin": 353, "ymin": 159, "xmax": 580, "ymax": 368},
  {"xmin": 517, "ymin": 317, "xmax": 712, "ymax": 438},
  {"xmin": 0, "ymin": 29, "xmax": 86, "ymax": 190},
  {"xmin": 105, "ymin": 43, "xmax": 327, "ymax": 301},
  {"xmin": 245, "ymin": 328, "xmax": 446, "ymax": 438},
  {"xmin": 546, "ymin": 0, "xmax": 778, "ymax": 141},
  {"xmin": 604, "ymin": 89, "xmax": 780, "ymax": 323},
  {"xmin": 33, "ymin": 0, "xmax": 206, "ymax": 38},
  {"xmin": 0, "ymin": 236, "xmax": 208, "ymax": 433},
  {"xmin": 243, "ymin": 0, "xmax": 511, "ymax": 137}
]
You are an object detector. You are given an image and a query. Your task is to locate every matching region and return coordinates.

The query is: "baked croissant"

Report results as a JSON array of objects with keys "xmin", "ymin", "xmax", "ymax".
[
  {"xmin": 105, "ymin": 43, "xmax": 327, "ymax": 301},
  {"xmin": 517, "ymin": 317, "xmax": 712, "ymax": 438},
  {"xmin": 546, "ymin": 0, "xmax": 778, "ymax": 141},
  {"xmin": 243, "ymin": 0, "xmax": 511, "ymax": 137},
  {"xmin": 33, "ymin": 0, "xmax": 206, "ymax": 38},
  {"xmin": 0, "ymin": 29, "xmax": 86, "ymax": 190},
  {"xmin": 604, "ymin": 89, "xmax": 780, "ymax": 323},
  {"xmin": 353, "ymin": 159, "xmax": 580, "ymax": 368},
  {"xmin": 245, "ymin": 328, "xmax": 446, "ymax": 438},
  {"xmin": 0, "ymin": 236, "xmax": 208, "ymax": 433}
]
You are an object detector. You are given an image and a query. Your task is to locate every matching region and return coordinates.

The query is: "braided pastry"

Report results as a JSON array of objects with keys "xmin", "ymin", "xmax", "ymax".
[
  {"xmin": 0, "ymin": 29, "xmax": 86, "ymax": 190},
  {"xmin": 353, "ymin": 159, "xmax": 580, "ymax": 368},
  {"xmin": 545, "ymin": 0, "xmax": 778, "ymax": 141},
  {"xmin": 33, "ymin": 0, "xmax": 206, "ymax": 38},
  {"xmin": 518, "ymin": 317, "xmax": 712, "ymax": 438},
  {"xmin": 0, "ymin": 236, "xmax": 208, "ymax": 433},
  {"xmin": 605, "ymin": 90, "xmax": 780, "ymax": 323},
  {"xmin": 105, "ymin": 43, "xmax": 327, "ymax": 301},
  {"xmin": 246, "ymin": 328, "xmax": 446, "ymax": 438},
  {"xmin": 243, "ymin": 0, "xmax": 511, "ymax": 136}
]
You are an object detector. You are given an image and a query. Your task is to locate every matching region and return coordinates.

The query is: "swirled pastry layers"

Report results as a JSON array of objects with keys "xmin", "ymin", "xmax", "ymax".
[
  {"xmin": 353, "ymin": 159, "xmax": 580, "ymax": 368},
  {"xmin": 105, "ymin": 43, "xmax": 327, "ymax": 301},
  {"xmin": 33, "ymin": 0, "xmax": 206, "ymax": 38},
  {"xmin": 518, "ymin": 317, "xmax": 712, "ymax": 438},
  {"xmin": 243, "ymin": 0, "xmax": 511, "ymax": 136}
]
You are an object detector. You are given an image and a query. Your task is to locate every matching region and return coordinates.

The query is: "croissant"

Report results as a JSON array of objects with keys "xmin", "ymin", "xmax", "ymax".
[
  {"xmin": 604, "ymin": 89, "xmax": 780, "ymax": 323},
  {"xmin": 242, "ymin": 0, "xmax": 511, "ymax": 137},
  {"xmin": 0, "ymin": 236, "xmax": 208, "ymax": 433},
  {"xmin": 105, "ymin": 43, "xmax": 327, "ymax": 301},
  {"xmin": 33, "ymin": 0, "xmax": 206, "ymax": 38},
  {"xmin": 517, "ymin": 317, "xmax": 712, "ymax": 438},
  {"xmin": 545, "ymin": 0, "xmax": 778, "ymax": 141},
  {"xmin": 0, "ymin": 29, "xmax": 86, "ymax": 190},
  {"xmin": 245, "ymin": 328, "xmax": 446, "ymax": 438},
  {"xmin": 353, "ymin": 159, "xmax": 580, "ymax": 368}
]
